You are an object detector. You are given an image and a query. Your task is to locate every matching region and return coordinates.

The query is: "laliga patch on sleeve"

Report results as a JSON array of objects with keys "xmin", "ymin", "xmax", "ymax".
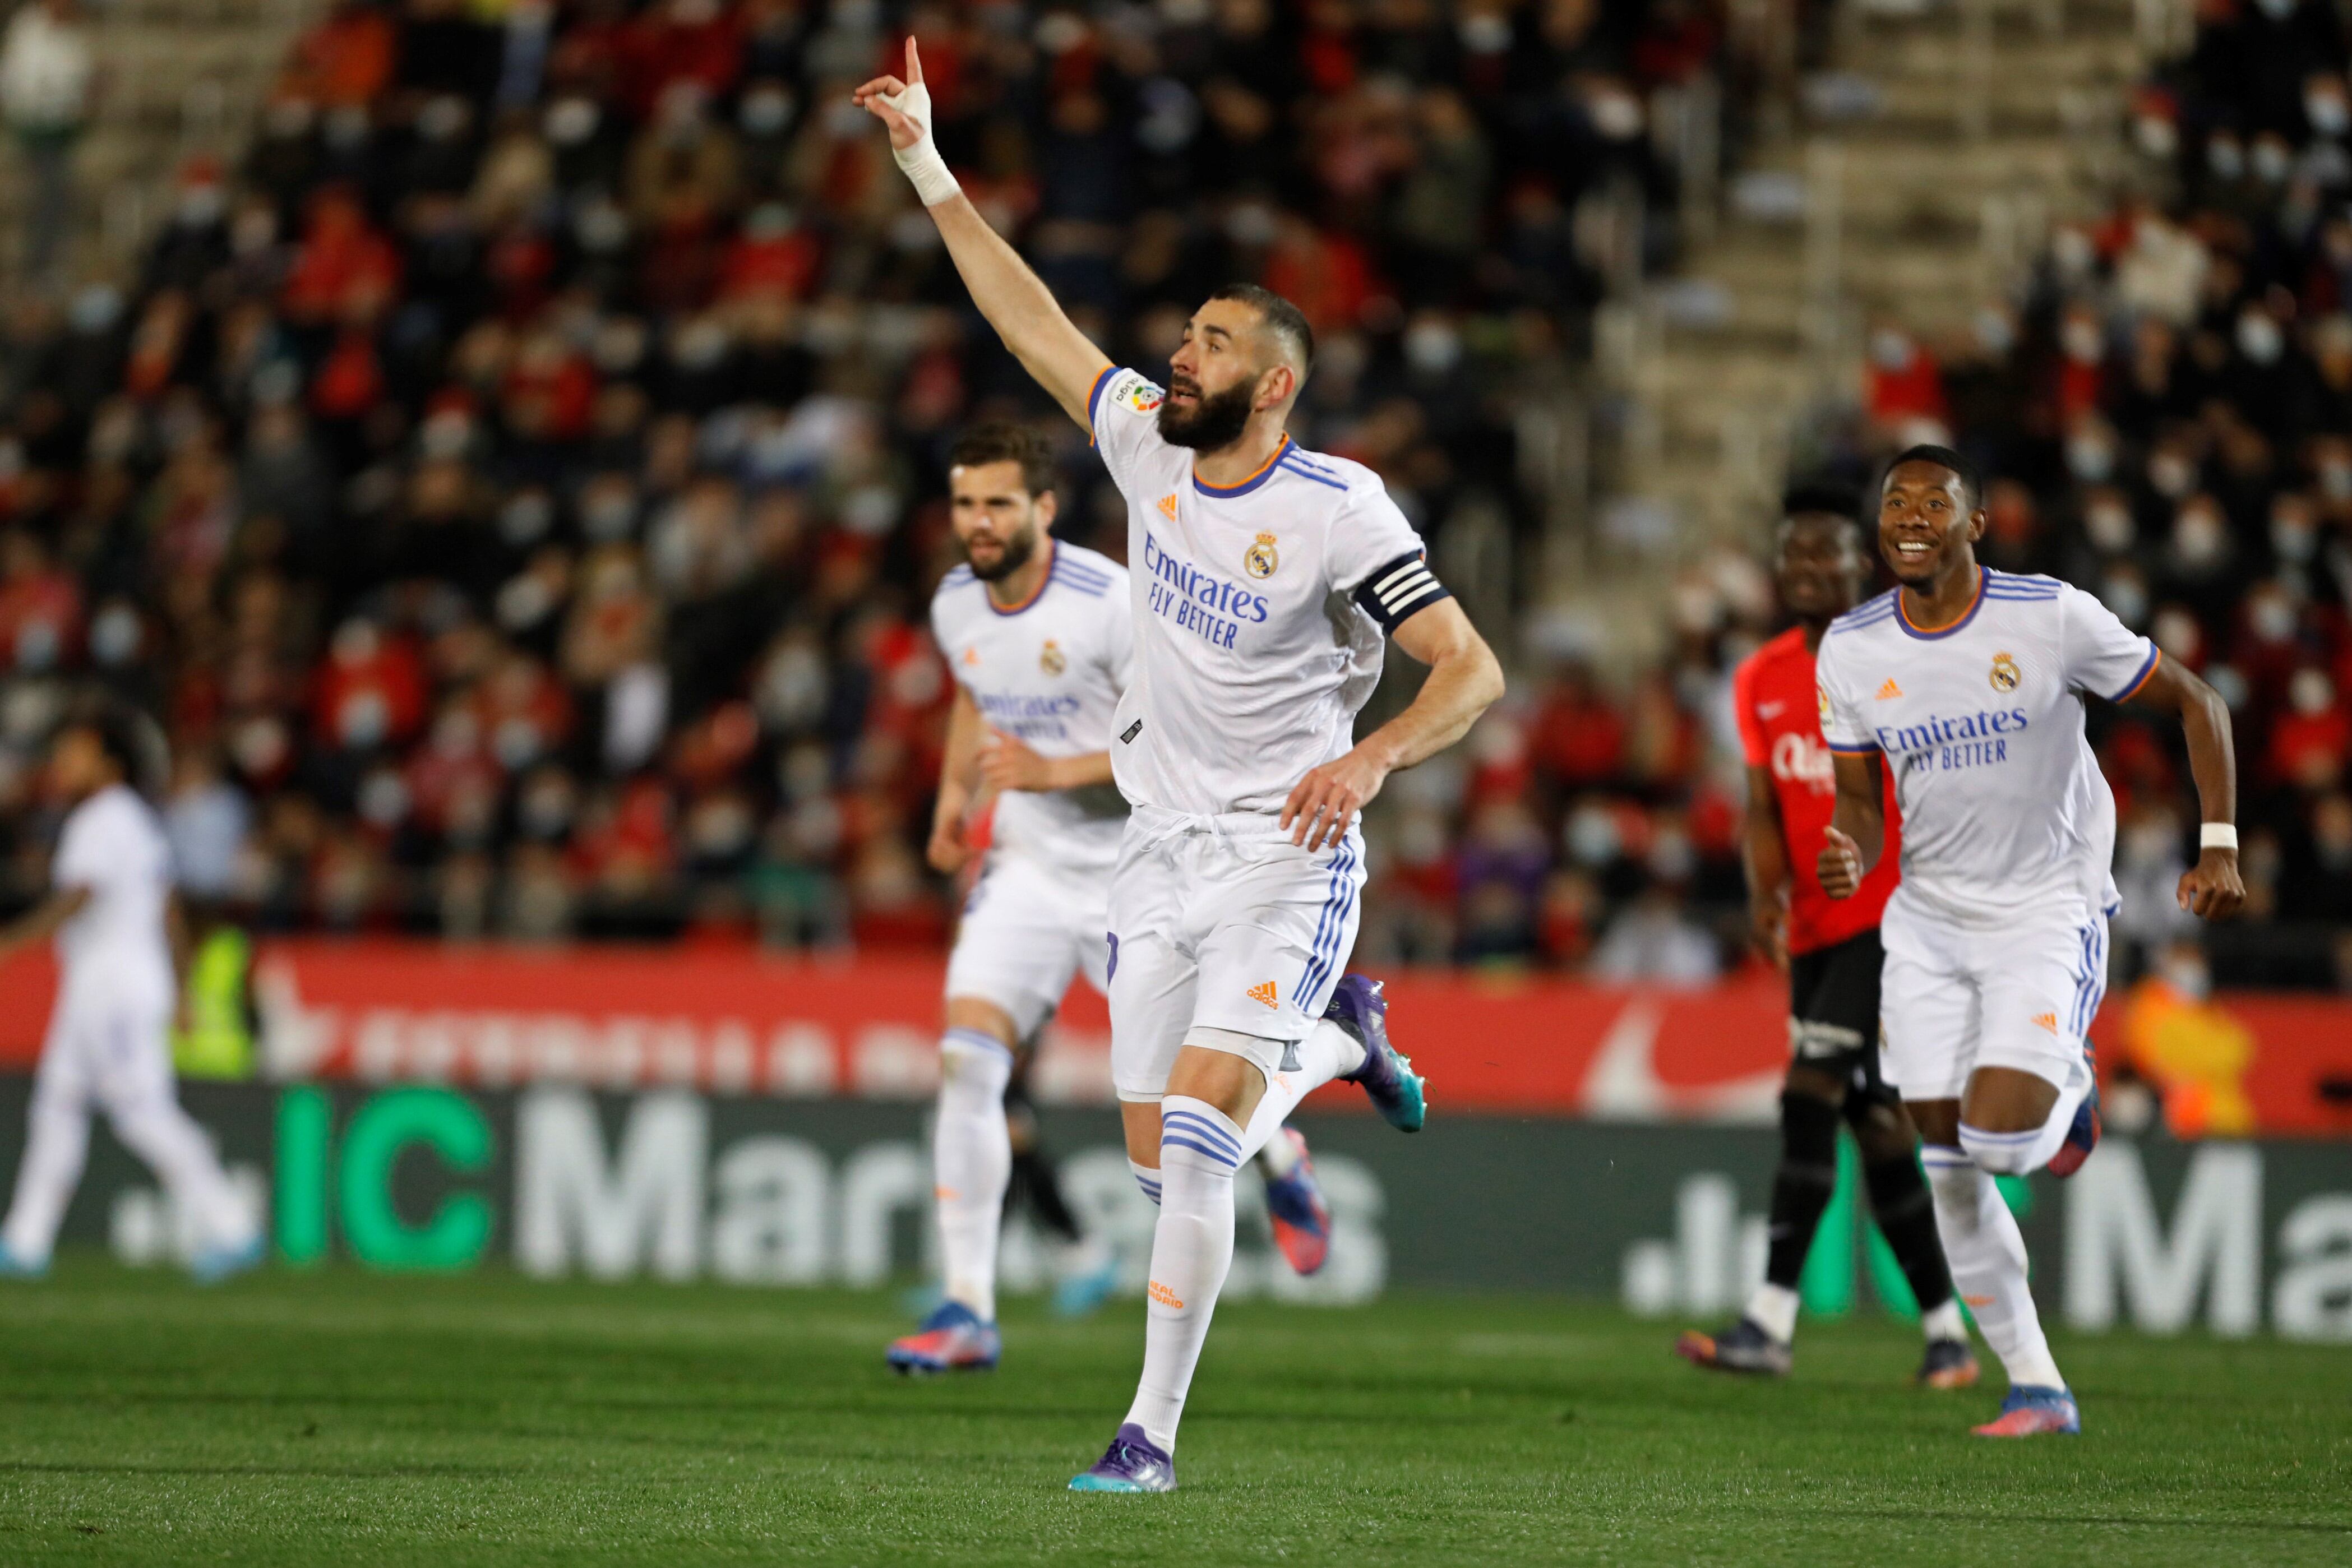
[{"xmin": 1115, "ymin": 372, "xmax": 1164, "ymax": 415}]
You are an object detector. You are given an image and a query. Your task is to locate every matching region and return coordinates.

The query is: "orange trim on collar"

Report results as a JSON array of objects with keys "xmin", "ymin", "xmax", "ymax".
[
  {"xmin": 1896, "ymin": 568, "xmax": 1985, "ymax": 635},
  {"xmin": 1193, "ymin": 434, "xmax": 1290, "ymax": 494}
]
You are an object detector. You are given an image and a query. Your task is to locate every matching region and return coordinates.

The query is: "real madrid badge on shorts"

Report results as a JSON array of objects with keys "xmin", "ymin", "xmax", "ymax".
[{"xmin": 1243, "ymin": 532, "xmax": 1279, "ymax": 579}]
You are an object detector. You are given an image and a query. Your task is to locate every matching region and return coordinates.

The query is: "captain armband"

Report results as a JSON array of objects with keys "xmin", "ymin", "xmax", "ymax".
[{"xmin": 1352, "ymin": 551, "xmax": 1451, "ymax": 632}]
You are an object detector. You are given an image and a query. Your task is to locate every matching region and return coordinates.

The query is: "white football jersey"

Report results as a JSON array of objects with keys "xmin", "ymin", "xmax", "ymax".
[
  {"xmin": 1088, "ymin": 365, "xmax": 1448, "ymax": 817},
  {"xmin": 1815, "ymin": 568, "xmax": 2159, "ymax": 928},
  {"xmin": 930, "ymin": 540, "xmax": 1133, "ymax": 877},
  {"xmin": 52, "ymin": 782, "xmax": 176, "ymax": 1002}
]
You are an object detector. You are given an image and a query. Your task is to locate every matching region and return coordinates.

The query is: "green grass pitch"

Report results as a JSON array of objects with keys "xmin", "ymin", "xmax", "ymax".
[{"xmin": 0, "ymin": 1262, "xmax": 2345, "ymax": 1565}]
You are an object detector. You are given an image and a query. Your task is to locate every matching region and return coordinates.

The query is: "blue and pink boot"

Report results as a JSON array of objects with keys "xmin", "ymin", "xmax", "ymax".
[
  {"xmin": 1261, "ymin": 1127, "xmax": 1331, "ymax": 1275},
  {"xmin": 886, "ymin": 1301, "xmax": 1001, "ymax": 1375}
]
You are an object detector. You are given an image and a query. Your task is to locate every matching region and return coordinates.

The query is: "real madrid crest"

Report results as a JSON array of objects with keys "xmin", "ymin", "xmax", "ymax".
[
  {"xmin": 1243, "ymin": 531, "xmax": 1279, "ymax": 579},
  {"xmin": 1039, "ymin": 639, "xmax": 1066, "ymax": 676},
  {"xmin": 1990, "ymin": 651, "xmax": 2021, "ymax": 692}
]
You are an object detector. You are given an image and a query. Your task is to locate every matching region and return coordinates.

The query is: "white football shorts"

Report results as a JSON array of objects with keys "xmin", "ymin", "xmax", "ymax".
[
  {"xmin": 1877, "ymin": 886, "xmax": 2110, "ymax": 1103},
  {"xmin": 942, "ymin": 852, "xmax": 1112, "ymax": 1040},
  {"xmin": 35, "ymin": 979, "xmax": 179, "ymax": 1120},
  {"xmin": 1106, "ymin": 805, "xmax": 1366, "ymax": 1101}
]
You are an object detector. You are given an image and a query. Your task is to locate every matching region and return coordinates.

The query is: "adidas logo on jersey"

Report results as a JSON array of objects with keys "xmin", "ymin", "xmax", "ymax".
[
  {"xmin": 1876, "ymin": 678, "xmax": 1904, "ymax": 700},
  {"xmin": 1245, "ymin": 980, "xmax": 1278, "ymax": 1009},
  {"xmin": 2030, "ymin": 1011, "xmax": 2058, "ymax": 1033},
  {"xmin": 1158, "ymin": 493, "xmax": 1179, "ymax": 521}
]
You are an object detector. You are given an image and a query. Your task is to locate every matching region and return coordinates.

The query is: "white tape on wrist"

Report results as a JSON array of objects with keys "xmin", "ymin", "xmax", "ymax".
[
  {"xmin": 881, "ymin": 82, "xmax": 959, "ymax": 207},
  {"xmin": 2199, "ymin": 822, "xmax": 2238, "ymax": 852}
]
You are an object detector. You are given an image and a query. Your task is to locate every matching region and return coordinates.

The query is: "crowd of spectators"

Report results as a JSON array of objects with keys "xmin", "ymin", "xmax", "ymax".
[
  {"xmin": 0, "ymin": 0, "xmax": 1764, "ymax": 969},
  {"xmin": 1815, "ymin": 0, "xmax": 2352, "ymax": 988}
]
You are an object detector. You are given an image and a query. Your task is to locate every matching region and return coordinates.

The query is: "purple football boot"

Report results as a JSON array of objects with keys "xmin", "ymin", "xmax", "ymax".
[
  {"xmin": 1326, "ymin": 974, "xmax": 1426, "ymax": 1131},
  {"xmin": 1068, "ymin": 1423, "xmax": 1176, "ymax": 1492}
]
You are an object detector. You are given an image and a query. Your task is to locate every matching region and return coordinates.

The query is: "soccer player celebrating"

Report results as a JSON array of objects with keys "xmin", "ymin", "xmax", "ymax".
[
  {"xmin": 888, "ymin": 424, "xmax": 1340, "ymax": 1376},
  {"xmin": 0, "ymin": 711, "xmax": 264, "ymax": 1283},
  {"xmin": 857, "ymin": 44, "xmax": 1505, "ymax": 1489},
  {"xmin": 1675, "ymin": 489, "xmax": 1976, "ymax": 1388},
  {"xmin": 1815, "ymin": 447, "xmax": 2242, "ymax": 1436}
]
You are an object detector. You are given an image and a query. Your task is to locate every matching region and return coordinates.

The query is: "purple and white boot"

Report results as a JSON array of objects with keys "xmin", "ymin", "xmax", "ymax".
[
  {"xmin": 1068, "ymin": 1423, "xmax": 1176, "ymax": 1492},
  {"xmin": 1326, "ymin": 974, "xmax": 1426, "ymax": 1132}
]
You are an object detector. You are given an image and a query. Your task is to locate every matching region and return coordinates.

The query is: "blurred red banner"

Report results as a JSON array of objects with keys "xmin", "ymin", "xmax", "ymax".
[{"xmin": 0, "ymin": 941, "xmax": 2345, "ymax": 1130}]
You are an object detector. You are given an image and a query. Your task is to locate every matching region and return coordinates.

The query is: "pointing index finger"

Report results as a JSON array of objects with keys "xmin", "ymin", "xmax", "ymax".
[{"xmin": 906, "ymin": 36, "xmax": 923, "ymax": 85}]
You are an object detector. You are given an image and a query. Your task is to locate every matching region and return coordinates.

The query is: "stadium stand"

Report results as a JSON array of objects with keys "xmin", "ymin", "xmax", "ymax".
[
  {"xmin": 0, "ymin": 0, "xmax": 2340, "ymax": 995},
  {"xmin": 0, "ymin": 0, "xmax": 1750, "ymax": 965}
]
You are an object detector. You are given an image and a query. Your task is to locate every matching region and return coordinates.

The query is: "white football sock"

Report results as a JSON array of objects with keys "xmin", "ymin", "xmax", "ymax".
[
  {"xmin": 932, "ymin": 1028, "xmax": 1014, "ymax": 1321},
  {"xmin": 1124, "ymin": 1095, "xmax": 1242, "ymax": 1453},
  {"xmin": 1129, "ymin": 1158, "xmax": 1162, "ymax": 1205},
  {"xmin": 1231, "ymin": 1021, "xmax": 1364, "ymax": 1164},
  {"xmin": 1921, "ymin": 1297, "xmax": 1969, "ymax": 1343},
  {"xmin": 1744, "ymin": 1282, "xmax": 1800, "ymax": 1343},
  {"xmin": 1, "ymin": 1086, "xmax": 90, "ymax": 1264},
  {"xmin": 1923, "ymin": 1145, "xmax": 2064, "ymax": 1390},
  {"xmin": 109, "ymin": 1090, "xmax": 257, "ymax": 1254}
]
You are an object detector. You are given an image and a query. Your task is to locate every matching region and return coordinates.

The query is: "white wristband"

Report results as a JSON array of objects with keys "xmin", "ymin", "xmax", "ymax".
[
  {"xmin": 880, "ymin": 82, "xmax": 960, "ymax": 207},
  {"xmin": 2199, "ymin": 822, "xmax": 2238, "ymax": 852}
]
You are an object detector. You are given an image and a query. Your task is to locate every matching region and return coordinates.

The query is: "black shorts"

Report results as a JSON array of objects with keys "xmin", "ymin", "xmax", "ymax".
[{"xmin": 1786, "ymin": 927, "xmax": 1896, "ymax": 1107}]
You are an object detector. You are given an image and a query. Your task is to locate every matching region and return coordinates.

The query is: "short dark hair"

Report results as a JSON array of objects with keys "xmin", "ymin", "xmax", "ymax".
[
  {"xmin": 1883, "ymin": 443, "xmax": 1981, "ymax": 510},
  {"xmin": 64, "ymin": 701, "xmax": 158, "ymax": 793},
  {"xmin": 1207, "ymin": 282, "xmax": 1315, "ymax": 377},
  {"xmin": 947, "ymin": 423, "xmax": 1055, "ymax": 499},
  {"xmin": 1781, "ymin": 482, "xmax": 1860, "ymax": 524}
]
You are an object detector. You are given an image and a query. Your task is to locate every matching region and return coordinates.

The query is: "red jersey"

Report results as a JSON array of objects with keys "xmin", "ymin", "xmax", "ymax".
[{"xmin": 1732, "ymin": 626, "xmax": 1900, "ymax": 954}]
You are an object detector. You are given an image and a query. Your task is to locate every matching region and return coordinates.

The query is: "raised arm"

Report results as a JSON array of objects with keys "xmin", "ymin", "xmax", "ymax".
[
  {"xmin": 2123, "ymin": 656, "xmax": 2244, "ymax": 921},
  {"xmin": 853, "ymin": 40, "xmax": 1108, "ymax": 427},
  {"xmin": 1817, "ymin": 751, "xmax": 1885, "ymax": 899},
  {"xmin": 1280, "ymin": 598, "xmax": 1506, "ymax": 850}
]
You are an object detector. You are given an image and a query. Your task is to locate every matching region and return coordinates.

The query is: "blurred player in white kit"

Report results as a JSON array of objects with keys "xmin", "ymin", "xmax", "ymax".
[
  {"xmin": 0, "ymin": 711, "xmax": 263, "ymax": 1282},
  {"xmin": 886, "ymin": 424, "xmax": 1343, "ymax": 1376},
  {"xmin": 858, "ymin": 41, "xmax": 1505, "ymax": 1489}
]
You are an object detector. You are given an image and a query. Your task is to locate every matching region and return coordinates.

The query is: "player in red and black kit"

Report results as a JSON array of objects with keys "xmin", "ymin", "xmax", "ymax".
[{"xmin": 1675, "ymin": 488, "xmax": 1978, "ymax": 1386}]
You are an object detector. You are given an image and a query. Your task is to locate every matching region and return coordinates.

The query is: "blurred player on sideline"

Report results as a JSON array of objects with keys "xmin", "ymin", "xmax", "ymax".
[
  {"xmin": 1817, "ymin": 447, "xmax": 2242, "ymax": 1436},
  {"xmin": 1676, "ymin": 488, "xmax": 1975, "ymax": 1387},
  {"xmin": 859, "ymin": 43, "xmax": 1504, "ymax": 1490},
  {"xmin": 0, "ymin": 711, "xmax": 263, "ymax": 1282},
  {"xmin": 887, "ymin": 425, "xmax": 1335, "ymax": 1376}
]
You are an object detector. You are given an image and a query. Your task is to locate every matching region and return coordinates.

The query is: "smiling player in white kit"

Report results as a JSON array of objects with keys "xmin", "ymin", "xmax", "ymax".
[
  {"xmin": 0, "ymin": 711, "xmax": 264, "ymax": 1283},
  {"xmin": 886, "ymin": 424, "xmax": 1342, "ymax": 1376},
  {"xmin": 1815, "ymin": 446, "xmax": 2243, "ymax": 1437},
  {"xmin": 856, "ymin": 42, "xmax": 1505, "ymax": 1490}
]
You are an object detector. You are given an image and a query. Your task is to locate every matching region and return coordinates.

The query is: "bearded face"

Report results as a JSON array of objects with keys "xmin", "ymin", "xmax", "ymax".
[
  {"xmin": 1155, "ymin": 371, "xmax": 1257, "ymax": 451},
  {"xmin": 964, "ymin": 516, "xmax": 1038, "ymax": 581}
]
